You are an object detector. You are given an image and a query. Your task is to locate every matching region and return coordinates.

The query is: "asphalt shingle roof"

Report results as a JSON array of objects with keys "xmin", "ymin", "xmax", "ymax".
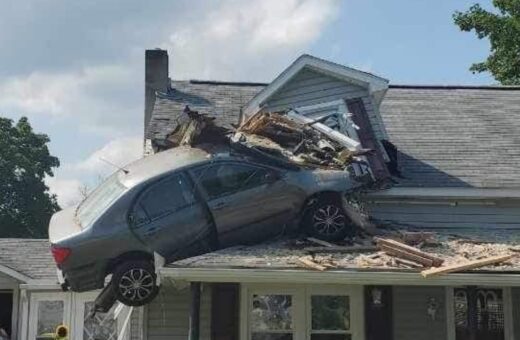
[
  {"xmin": 146, "ymin": 80, "xmax": 266, "ymax": 140},
  {"xmin": 147, "ymin": 80, "xmax": 520, "ymax": 189},
  {"xmin": 381, "ymin": 87, "xmax": 520, "ymax": 188},
  {"xmin": 0, "ymin": 238, "xmax": 56, "ymax": 281}
]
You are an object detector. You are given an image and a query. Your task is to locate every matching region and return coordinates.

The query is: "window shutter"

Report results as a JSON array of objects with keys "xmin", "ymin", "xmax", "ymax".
[
  {"xmin": 211, "ymin": 283, "xmax": 239, "ymax": 340},
  {"xmin": 346, "ymin": 99, "xmax": 390, "ymax": 181}
]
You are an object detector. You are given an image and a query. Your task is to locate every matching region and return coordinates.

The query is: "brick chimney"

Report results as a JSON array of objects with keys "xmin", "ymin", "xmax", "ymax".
[{"xmin": 144, "ymin": 49, "xmax": 169, "ymax": 135}]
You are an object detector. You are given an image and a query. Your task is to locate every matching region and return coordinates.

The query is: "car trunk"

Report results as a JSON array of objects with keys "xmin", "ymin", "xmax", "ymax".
[{"xmin": 48, "ymin": 206, "xmax": 82, "ymax": 244}]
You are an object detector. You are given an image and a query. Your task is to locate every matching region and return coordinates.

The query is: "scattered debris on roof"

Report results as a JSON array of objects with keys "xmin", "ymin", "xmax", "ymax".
[{"xmin": 169, "ymin": 228, "xmax": 520, "ymax": 274}]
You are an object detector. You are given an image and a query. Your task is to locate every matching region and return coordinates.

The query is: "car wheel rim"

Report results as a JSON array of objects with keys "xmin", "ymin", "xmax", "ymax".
[
  {"xmin": 119, "ymin": 268, "xmax": 154, "ymax": 302},
  {"xmin": 313, "ymin": 204, "xmax": 346, "ymax": 236}
]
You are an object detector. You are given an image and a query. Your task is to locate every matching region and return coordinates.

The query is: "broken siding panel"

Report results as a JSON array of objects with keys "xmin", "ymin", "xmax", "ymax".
[
  {"xmin": 512, "ymin": 288, "xmax": 520, "ymax": 340},
  {"xmin": 146, "ymin": 285, "xmax": 211, "ymax": 340},
  {"xmin": 263, "ymin": 69, "xmax": 386, "ymax": 141},
  {"xmin": 393, "ymin": 286, "xmax": 447, "ymax": 340},
  {"xmin": 367, "ymin": 201, "xmax": 520, "ymax": 230}
]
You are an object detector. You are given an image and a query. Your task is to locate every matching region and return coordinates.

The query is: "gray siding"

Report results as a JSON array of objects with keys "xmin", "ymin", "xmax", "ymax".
[
  {"xmin": 513, "ymin": 288, "xmax": 520, "ymax": 340},
  {"xmin": 367, "ymin": 199, "xmax": 520, "ymax": 231},
  {"xmin": 146, "ymin": 285, "xmax": 211, "ymax": 340},
  {"xmin": 393, "ymin": 286, "xmax": 447, "ymax": 340},
  {"xmin": 264, "ymin": 68, "xmax": 386, "ymax": 139}
]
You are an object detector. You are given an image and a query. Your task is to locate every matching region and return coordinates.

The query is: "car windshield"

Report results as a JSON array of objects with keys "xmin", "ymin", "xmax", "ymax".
[{"xmin": 76, "ymin": 172, "xmax": 127, "ymax": 228}]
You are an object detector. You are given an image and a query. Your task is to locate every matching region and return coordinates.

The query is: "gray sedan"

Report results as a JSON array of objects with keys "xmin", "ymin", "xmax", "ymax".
[{"xmin": 49, "ymin": 146, "xmax": 358, "ymax": 306}]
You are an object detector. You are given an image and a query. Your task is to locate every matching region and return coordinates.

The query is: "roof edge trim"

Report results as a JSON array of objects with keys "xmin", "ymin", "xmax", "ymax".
[
  {"xmin": 0, "ymin": 263, "xmax": 32, "ymax": 283},
  {"xmin": 161, "ymin": 267, "xmax": 520, "ymax": 286},
  {"xmin": 243, "ymin": 54, "xmax": 389, "ymax": 117}
]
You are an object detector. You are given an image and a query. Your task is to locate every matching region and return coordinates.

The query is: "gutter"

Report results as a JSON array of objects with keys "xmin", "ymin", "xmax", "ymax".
[{"xmin": 160, "ymin": 267, "xmax": 520, "ymax": 287}]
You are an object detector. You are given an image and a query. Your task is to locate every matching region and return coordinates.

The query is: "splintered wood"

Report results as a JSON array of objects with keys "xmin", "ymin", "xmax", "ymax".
[
  {"xmin": 421, "ymin": 254, "xmax": 514, "ymax": 278},
  {"xmin": 375, "ymin": 237, "xmax": 444, "ymax": 268},
  {"xmin": 235, "ymin": 111, "xmax": 371, "ymax": 170}
]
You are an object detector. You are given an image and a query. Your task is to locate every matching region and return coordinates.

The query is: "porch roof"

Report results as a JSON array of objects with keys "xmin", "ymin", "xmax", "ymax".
[
  {"xmin": 0, "ymin": 238, "xmax": 56, "ymax": 282},
  {"xmin": 164, "ymin": 229, "xmax": 520, "ymax": 275}
]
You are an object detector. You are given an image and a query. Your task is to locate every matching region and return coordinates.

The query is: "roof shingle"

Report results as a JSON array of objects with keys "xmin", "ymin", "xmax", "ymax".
[{"xmin": 0, "ymin": 238, "xmax": 56, "ymax": 281}]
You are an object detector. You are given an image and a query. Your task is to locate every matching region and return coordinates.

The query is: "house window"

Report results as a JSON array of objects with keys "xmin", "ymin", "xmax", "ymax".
[
  {"xmin": 453, "ymin": 287, "xmax": 505, "ymax": 340},
  {"xmin": 311, "ymin": 296, "xmax": 351, "ymax": 340},
  {"xmin": 243, "ymin": 285, "xmax": 362, "ymax": 340},
  {"xmin": 251, "ymin": 294, "xmax": 293, "ymax": 340}
]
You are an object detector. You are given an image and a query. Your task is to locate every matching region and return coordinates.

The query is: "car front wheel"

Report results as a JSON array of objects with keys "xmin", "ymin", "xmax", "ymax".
[
  {"xmin": 303, "ymin": 197, "xmax": 352, "ymax": 241},
  {"xmin": 112, "ymin": 260, "xmax": 159, "ymax": 306}
]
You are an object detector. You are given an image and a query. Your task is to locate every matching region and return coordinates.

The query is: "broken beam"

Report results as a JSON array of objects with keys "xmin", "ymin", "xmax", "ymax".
[
  {"xmin": 375, "ymin": 237, "xmax": 444, "ymax": 267},
  {"xmin": 305, "ymin": 245, "xmax": 377, "ymax": 254},
  {"xmin": 379, "ymin": 244, "xmax": 433, "ymax": 267},
  {"xmin": 297, "ymin": 257, "xmax": 327, "ymax": 271},
  {"xmin": 421, "ymin": 254, "xmax": 514, "ymax": 278},
  {"xmin": 306, "ymin": 237, "xmax": 336, "ymax": 247}
]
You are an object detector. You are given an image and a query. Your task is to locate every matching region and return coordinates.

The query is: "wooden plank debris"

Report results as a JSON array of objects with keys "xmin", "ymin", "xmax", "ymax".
[
  {"xmin": 421, "ymin": 254, "xmax": 514, "ymax": 278},
  {"xmin": 375, "ymin": 237, "xmax": 444, "ymax": 267},
  {"xmin": 297, "ymin": 257, "xmax": 326, "ymax": 271},
  {"xmin": 305, "ymin": 245, "xmax": 377, "ymax": 254},
  {"xmin": 306, "ymin": 237, "xmax": 336, "ymax": 247}
]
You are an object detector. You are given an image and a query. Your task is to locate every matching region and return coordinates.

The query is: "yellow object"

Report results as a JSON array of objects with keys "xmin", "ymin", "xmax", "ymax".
[{"xmin": 55, "ymin": 325, "xmax": 68, "ymax": 339}]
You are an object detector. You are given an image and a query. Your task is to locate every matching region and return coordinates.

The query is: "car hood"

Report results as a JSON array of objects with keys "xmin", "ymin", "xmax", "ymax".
[{"xmin": 48, "ymin": 205, "xmax": 82, "ymax": 244}]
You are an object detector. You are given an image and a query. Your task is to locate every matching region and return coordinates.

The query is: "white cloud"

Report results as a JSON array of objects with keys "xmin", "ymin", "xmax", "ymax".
[
  {"xmin": 165, "ymin": 0, "xmax": 341, "ymax": 80},
  {"xmin": 45, "ymin": 176, "xmax": 83, "ymax": 208},
  {"xmin": 74, "ymin": 136, "xmax": 143, "ymax": 174},
  {"xmin": 47, "ymin": 136, "xmax": 143, "ymax": 207},
  {"xmin": 0, "ymin": 64, "xmax": 140, "ymax": 136}
]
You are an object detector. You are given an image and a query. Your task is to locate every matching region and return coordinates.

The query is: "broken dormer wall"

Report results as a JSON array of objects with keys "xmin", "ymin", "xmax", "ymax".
[{"xmin": 263, "ymin": 68, "xmax": 387, "ymax": 140}]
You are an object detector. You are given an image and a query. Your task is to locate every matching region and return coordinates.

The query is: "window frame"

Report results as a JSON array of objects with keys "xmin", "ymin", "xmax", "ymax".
[
  {"xmin": 128, "ymin": 171, "xmax": 199, "ymax": 227},
  {"xmin": 188, "ymin": 161, "xmax": 278, "ymax": 201},
  {"xmin": 445, "ymin": 286, "xmax": 513, "ymax": 340},
  {"xmin": 241, "ymin": 284, "xmax": 364, "ymax": 340}
]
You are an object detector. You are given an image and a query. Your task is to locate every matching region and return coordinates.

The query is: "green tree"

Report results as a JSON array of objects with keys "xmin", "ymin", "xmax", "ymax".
[
  {"xmin": 454, "ymin": 0, "xmax": 520, "ymax": 85},
  {"xmin": 0, "ymin": 116, "xmax": 60, "ymax": 238}
]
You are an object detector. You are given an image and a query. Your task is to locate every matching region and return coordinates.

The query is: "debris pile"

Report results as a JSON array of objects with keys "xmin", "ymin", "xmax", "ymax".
[
  {"xmin": 288, "ymin": 231, "xmax": 518, "ymax": 277},
  {"xmin": 233, "ymin": 111, "xmax": 372, "ymax": 172}
]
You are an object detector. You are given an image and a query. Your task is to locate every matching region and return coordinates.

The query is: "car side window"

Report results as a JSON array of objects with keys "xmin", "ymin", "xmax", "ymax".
[
  {"xmin": 193, "ymin": 163, "xmax": 271, "ymax": 200},
  {"xmin": 131, "ymin": 173, "xmax": 195, "ymax": 225}
]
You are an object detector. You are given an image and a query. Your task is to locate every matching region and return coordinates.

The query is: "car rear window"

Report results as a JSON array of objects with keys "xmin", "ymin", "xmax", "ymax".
[{"xmin": 76, "ymin": 173, "xmax": 127, "ymax": 228}]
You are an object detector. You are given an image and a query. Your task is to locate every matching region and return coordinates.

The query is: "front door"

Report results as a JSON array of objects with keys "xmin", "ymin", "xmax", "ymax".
[
  {"xmin": 28, "ymin": 293, "xmax": 72, "ymax": 340},
  {"xmin": 454, "ymin": 287, "xmax": 505, "ymax": 340},
  {"xmin": 129, "ymin": 172, "xmax": 214, "ymax": 260},
  {"xmin": 191, "ymin": 162, "xmax": 297, "ymax": 247},
  {"xmin": 27, "ymin": 292, "xmax": 132, "ymax": 340},
  {"xmin": 75, "ymin": 292, "xmax": 132, "ymax": 340}
]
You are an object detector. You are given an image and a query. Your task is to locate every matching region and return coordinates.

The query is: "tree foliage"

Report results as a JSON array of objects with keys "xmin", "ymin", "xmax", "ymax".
[
  {"xmin": 0, "ymin": 116, "xmax": 60, "ymax": 238},
  {"xmin": 454, "ymin": 0, "xmax": 520, "ymax": 84}
]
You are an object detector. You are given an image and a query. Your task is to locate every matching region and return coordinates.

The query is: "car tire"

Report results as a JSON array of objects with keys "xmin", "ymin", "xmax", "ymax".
[
  {"xmin": 303, "ymin": 196, "xmax": 353, "ymax": 242},
  {"xmin": 112, "ymin": 260, "xmax": 159, "ymax": 307}
]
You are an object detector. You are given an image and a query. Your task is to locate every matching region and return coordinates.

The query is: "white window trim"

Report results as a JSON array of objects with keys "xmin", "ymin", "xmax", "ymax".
[
  {"xmin": 240, "ymin": 283, "xmax": 365, "ymax": 340},
  {"xmin": 445, "ymin": 286, "xmax": 514, "ymax": 340}
]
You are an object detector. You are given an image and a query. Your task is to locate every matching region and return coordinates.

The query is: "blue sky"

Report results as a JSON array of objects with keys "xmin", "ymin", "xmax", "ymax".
[{"xmin": 0, "ymin": 0, "xmax": 494, "ymax": 206}]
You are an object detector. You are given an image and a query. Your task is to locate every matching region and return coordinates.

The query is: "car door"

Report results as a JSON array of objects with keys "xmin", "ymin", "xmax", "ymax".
[
  {"xmin": 190, "ymin": 162, "xmax": 301, "ymax": 247},
  {"xmin": 129, "ymin": 172, "xmax": 213, "ymax": 261}
]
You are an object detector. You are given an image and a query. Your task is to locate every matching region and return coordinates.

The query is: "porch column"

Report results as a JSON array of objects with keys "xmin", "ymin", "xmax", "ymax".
[{"xmin": 189, "ymin": 282, "xmax": 201, "ymax": 340}]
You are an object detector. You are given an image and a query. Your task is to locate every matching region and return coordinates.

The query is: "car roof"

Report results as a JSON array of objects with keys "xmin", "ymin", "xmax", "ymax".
[{"xmin": 118, "ymin": 145, "xmax": 221, "ymax": 188}]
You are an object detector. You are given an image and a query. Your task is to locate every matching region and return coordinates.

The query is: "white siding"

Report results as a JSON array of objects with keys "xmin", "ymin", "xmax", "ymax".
[
  {"xmin": 367, "ymin": 199, "xmax": 520, "ymax": 230},
  {"xmin": 393, "ymin": 286, "xmax": 447, "ymax": 340},
  {"xmin": 146, "ymin": 285, "xmax": 211, "ymax": 340},
  {"xmin": 263, "ymin": 68, "xmax": 386, "ymax": 139}
]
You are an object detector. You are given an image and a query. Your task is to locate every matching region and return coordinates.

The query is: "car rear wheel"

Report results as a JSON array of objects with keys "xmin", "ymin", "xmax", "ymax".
[
  {"xmin": 112, "ymin": 260, "xmax": 159, "ymax": 306},
  {"xmin": 303, "ymin": 196, "xmax": 352, "ymax": 242}
]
